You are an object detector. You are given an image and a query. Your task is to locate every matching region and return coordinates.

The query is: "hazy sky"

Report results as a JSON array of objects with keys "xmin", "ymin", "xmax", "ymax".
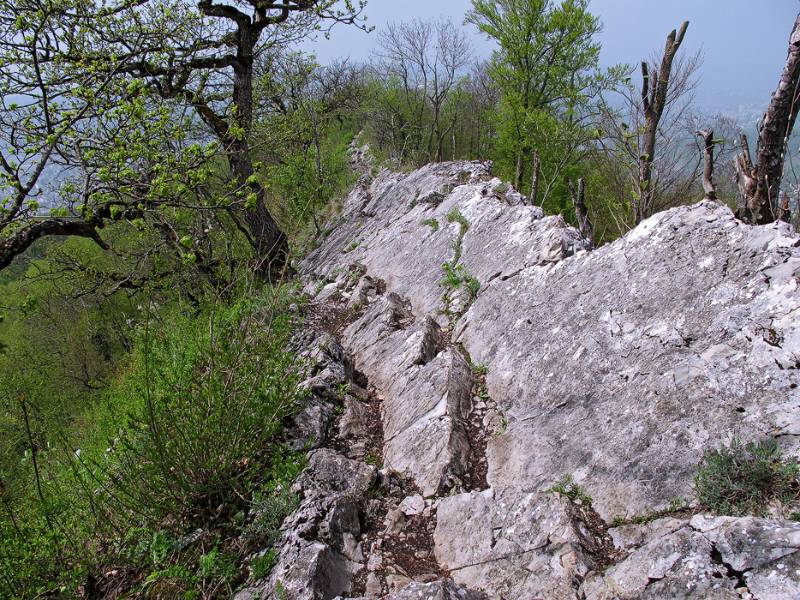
[{"xmin": 306, "ymin": 0, "xmax": 800, "ymax": 118}]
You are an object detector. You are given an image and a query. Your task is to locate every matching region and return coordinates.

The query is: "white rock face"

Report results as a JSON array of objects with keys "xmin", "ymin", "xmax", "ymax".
[
  {"xmin": 300, "ymin": 157, "xmax": 800, "ymax": 599},
  {"xmin": 458, "ymin": 201, "xmax": 800, "ymax": 520}
]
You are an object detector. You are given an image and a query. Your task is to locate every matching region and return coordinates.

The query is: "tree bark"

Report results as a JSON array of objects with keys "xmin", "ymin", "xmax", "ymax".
[
  {"xmin": 735, "ymin": 13, "xmax": 800, "ymax": 225},
  {"xmin": 530, "ymin": 151, "xmax": 540, "ymax": 206},
  {"xmin": 229, "ymin": 22, "xmax": 289, "ymax": 280},
  {"xmin": 695, "ymin": 129, "xmax": 717, "ymax": 201},
  {"xmin": 637, "ymin": 21, "xmax": 689, "ymax": 224},
  {"xmin": 569, "ymin": 178, "xmax": 593, "ymax": 246},
  {"xmin": 514, "ymin": 148, "xmax": 524, "ymax": 190},
  {"xmin": 778, "ymin": 192, "xmax": 792, "ymax": 222},
  {"xmin": 0, "ymin": 219, "xmax": 107, "ymax": 272}
]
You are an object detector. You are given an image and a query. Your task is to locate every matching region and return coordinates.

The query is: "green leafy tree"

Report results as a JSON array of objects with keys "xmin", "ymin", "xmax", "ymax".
[
  {"xmin": 0, "ymin": 0, "xmax": 367, "ymax": 282},
  {"xmin": 467, "ymin": 0, "xmax": 616, "ymax": 211},
  {"xmin": 253, "ymin": 51, "xmax": 361, "ymax": 239}
]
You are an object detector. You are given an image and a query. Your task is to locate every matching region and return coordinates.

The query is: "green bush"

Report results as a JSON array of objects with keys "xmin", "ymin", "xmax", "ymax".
[
  {"xmin": 695, "ymin": 438, "xmax": 800, "ymax": 517},
  {"xmin": 0, "ymin": 288, "xmax": 307, "ymax": 598},
  {"xmin": 91, "ymin": 294, "xmax": 301, "ymax": 525}
]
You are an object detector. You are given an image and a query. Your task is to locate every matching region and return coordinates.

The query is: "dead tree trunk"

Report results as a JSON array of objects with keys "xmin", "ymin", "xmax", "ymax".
[
  {"xmin": 778, "ymin": 191, "xmax": 792, "ymax": 223},
  {"xmin": 636, "ymin": 21, "xmax": 689, "ymax": 225},
  {"xmin": 530, "ymin": 151, "xmax": 540, "ymax": 206},
  {"xmin": 569, "ymin": 178, "xmax": 594, "ymax": 246},
  {"xmin": 735, "ymin": 13, "xmax": 800, "ymax": 225},
  {"xmin": 695, "ymin": 129, "xmax": 717, "ymax": 201}
]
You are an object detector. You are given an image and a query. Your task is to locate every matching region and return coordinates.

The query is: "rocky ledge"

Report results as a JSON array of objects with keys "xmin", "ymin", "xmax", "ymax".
[{"xmin": 241, "ymin": 152, "xmax": 800, "ymax": 599}]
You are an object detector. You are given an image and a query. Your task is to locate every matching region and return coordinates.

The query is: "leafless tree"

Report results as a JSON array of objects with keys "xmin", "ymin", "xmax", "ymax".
[
  {"xmin": 636, "ymin": 22, "xmax": 690, "ymax": 223},
  {"xmin": 569, "ymin": 178, "xmax": 593, "ymax": 244},
  {"xmin": 460, "ymin": 60, "xmax": 500, "ymax": 160},
  {"xmin": 735, "ymin": 13, "xmax": 800, "ymax": 225},
  {"xmin": 595, "ymin": 23, "xmax": 702, "ymax": 228},
  {"xmin": 695, "ymin": 129, "xmax": 717, "ymax": 200},
  {"xmin": 377, "ymin": 18, "xmax": 472, "ymax": 164}
]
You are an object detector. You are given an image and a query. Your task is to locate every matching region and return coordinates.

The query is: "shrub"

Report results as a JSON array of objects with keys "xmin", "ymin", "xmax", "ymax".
[
  {"xmin": 244, "ymin": 472, "xmax": 304, "ymax": 546},
  {"xmin": 0, "ymin": 288, "xmax": 307, "ymax": 598},
  {"xmin": 694, "ymin": 437, "xmax": 800, "ymax": 517},
  {"xmin": 91, "ymin": 294, "xmax": 302, "ymax": 526}
]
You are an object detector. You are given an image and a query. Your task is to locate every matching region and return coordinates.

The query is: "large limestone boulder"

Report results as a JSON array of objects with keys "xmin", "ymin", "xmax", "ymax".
[
  {"xmin": 303, "ymin": 159, "xmax": 800, "ymax": 520},
  {"xmin": 298, "ymin": 156, "xmax": 800, "ymax": 599},
  {"xmin": 457, "ymin": 202, "xmax": 800, "ymax": 519}
]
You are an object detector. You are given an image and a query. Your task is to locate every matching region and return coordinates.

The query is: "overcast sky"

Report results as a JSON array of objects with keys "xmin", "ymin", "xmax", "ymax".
[{"xmin": 306, "ymin": 0, "xmax": 800, "ymax": 119}]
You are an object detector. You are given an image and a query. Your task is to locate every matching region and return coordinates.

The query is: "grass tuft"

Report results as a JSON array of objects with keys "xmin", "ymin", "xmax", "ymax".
[{"xmin": 694, "ymin": 437, "xmax": 800, "ymax": 517}]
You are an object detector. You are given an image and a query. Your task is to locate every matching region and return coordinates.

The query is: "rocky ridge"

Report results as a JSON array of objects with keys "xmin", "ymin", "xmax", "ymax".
[{"xmin": 239, "ymin": 148, "xmax": 800, "ymax": 599}]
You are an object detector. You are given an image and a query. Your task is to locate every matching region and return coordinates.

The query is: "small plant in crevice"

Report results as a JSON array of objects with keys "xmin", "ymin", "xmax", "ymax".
[
  {"xmin": 421, "ymin": 218, "xmax": 440, "ymax": 232},
  {"xmin": 440, "ymin": 263, "xmax": 480, "ymax": 301},
  {"xmin": 610, "ymin": 496, "xmax": 689, "ymax": 527},
  {"xmin": 343, "ymin": 238, "xmax": 361, "ymax": 253},
  {"xmin": 365, "ymin": 451, "xmax": 382, "ymax": 468},
  {"xmin": 468, "ymin": 361, "xmax": 488, "ymax": 376},
  {"xmin": 274, "ymin": 580, "xmax": 289, "ymax": 600},
  {"xmin": 495, "ymin": 414, "xmax": 509, "ymax": 436},
  {"xmin": 250, "ymin": 549, "xmax": 279, "ymax": 581},
  {"xmin": 493, "ymin": 182, "xmax": 510, "ymax": 195},
  {"xmin": 446, "ymin": 207, "xmax": 470, "ymax": 263},
  {"xmin": 694, "ymin": 437, "xmax": 800, "ymax": 517},
  {"xmin": 446, "ymin": 207, "xmax": 470, "ymax": 231},
  {"xmin": 548, "ymin": 474, "xmax": 593, "ymax": 505}
]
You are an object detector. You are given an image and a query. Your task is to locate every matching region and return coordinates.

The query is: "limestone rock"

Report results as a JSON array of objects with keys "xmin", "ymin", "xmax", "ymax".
[
  {"xmin": 434, "ymin": 488, "xmax": 597, "ymax": 599},
  {"xmin": 236, "ymin": 450, "xmax": 375, "ymax": 600},
  {"xmin": 381, "ymin": 580, "xmax": 486, "ymax": 599},
  {"xmin": 305, "ymin": 158, "xmax": 800, "ymax": 521},
  {"xmin": 399, "ymin": 495, "xmax": 425, "ymax": 516},
  {"xmin": 342, "ymin": 295, "xmax": 472, "ymax": 496},
  {"xmin": 457, "ymin": 202, "xmax": 800, "ymax": 520},
  {"xmin": 298, "ymin": 156, "xmax": 800, "ymax": 599},
  {"xmin": 583, "ymin": 515, "xmax": 800, "ymax": 599},
  {"xmin": 337, "ymin": 580, "xmax": 488, "ymax": 600}
]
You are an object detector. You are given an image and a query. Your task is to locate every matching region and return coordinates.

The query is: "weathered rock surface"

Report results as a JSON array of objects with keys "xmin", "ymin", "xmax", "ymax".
[
  {"xmin": 341, "ymin": 295, "xmax": 472, "ymax": 495},
  {"xmin": 239, "ymin": 154, "xmax": 800, "ymax": 599},
  {"xmin": 434, "ymin": 488, "xmax": 604, "ymax": 599},
  {"xmin": 459, "ymin": 202, "xmax": 800, "ymax": 521},
  {"xmin": 302, "ymin": 159, "xmax": 800, "ymax": 517},
  {"xmin": 582, "ymin": 515, "xmax": 800, "ymax": 599},
  {"xmin": 341, "ymin": 580, "xmax": 489, "ymax": 600},
  {"xmin": 235, "ymin": 449, "xmax": 376, "ymax": 600}
]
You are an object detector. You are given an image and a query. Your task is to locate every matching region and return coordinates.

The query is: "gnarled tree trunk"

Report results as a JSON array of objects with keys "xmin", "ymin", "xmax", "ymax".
[
  {"xmin": 696, "ymin": 129, "xmax": 717, "ymax": 201},
  {"xmin": 229, "ymin": 20, "xmax": 289, "ymax": 279},
  {"xmin": 569, "ymin": 178, "xmax": 593, "ymax": 246},
  {"xmin": 735, "ymin": 13, "xmax": 800, "ymax": 225},
  {"xmin": 637, "ymin": 21, "xmax": 689, "ymax": 225}
]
